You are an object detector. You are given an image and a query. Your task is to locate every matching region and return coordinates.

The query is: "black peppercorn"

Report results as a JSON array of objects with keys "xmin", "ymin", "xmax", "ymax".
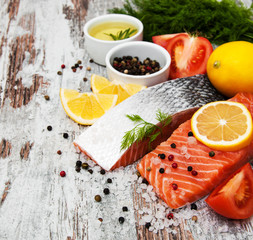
[
  {"xmin": 187, "ymin": 166, "xmax": 193, "ymax": 171},
  {"xmin": 158, "ymin": 153, "xmax": 165, "ymax": 159},
  {"xmin": 75, "ymin": 166, "xmax": 81, "ymax": 172},
  {"xmin": 63, "ymin": 133, "xmax": 69, "ymax": 139},
  {"xmin": 57, "ymin": 71, "xmax": 62, "ymax": 75},
  {"xmin": 103, "ymin": 188, "xmax": 110, "ymax": 195},
  {"xmin": 188, "ymin": 131, "xmax": 194, "ymax": 137},
  {"xmin": 145, "ymin": 222, "xmax": 151, "ymax": 229},
  {"xmin": 191, "ymin": 203, "xmax": 198, "ymax": 210},
  {"xmin": 142, "ymin": 178, "xmax": 149, "ymax": 185},
  {"xmin": 209, "ymin": 151, "xmax": 215, "ymax": 157},
  {"xmin": 171, "ymin": 143, "xmax": 176, "ymax": 148},
  {"xmin": 47, "ymin": 126, "xmax": 52, "ymax": 131},
  {"xmin": 159, "ymin": 168, "xmax": 165, "ymax": 174},
  {"xmin": 76, "ymin": 160, "xmax": 82, "ymax": 167},
  {"xmin": 88, "ymin": 169, "xmax": 93, "ymax": 174},
  {"xmin": 100, "ymin": 169, "xmax": 106, "ymax": 175},
  {"xmin": 122, "ymin": 206, "xmax": 128, "ymax": 212},
  {"xmin": 107, "ymin": 178, "xmax": 112, "ymax": 183},
  {"xmin": 118, "ymin": 217, "xmax": 125, "ymax": 224}
]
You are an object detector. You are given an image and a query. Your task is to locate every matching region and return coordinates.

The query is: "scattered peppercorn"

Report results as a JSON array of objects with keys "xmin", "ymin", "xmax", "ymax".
[
  {"xmin": 83, "ymin": 77, "xmax": 88, "ymax": 82},
  {"xmin": 107, "ymin": 178, "xmax": 112, "ymax": 183},
  {"xmin": 191, "ymin": 203, "xmax": 198, "ymax": 210},
  {"xmin": 100, "ymin": 169, "xmax": 106, "ymax": 175},
  {"xmin": 103, "ymin": 188, "xmax": 110, "ymax": 195},
  {"xmin": 191, "ymin": 170, "xmax": 198, "ymax": 176},
  {"xmin": 82, "ymin": 162, "xmax": 89, "ymax": 169},
  {"xmin": 61, "ymin": 64, "xmax": 65, "ymax": 69},
  {"xmin": 146, "ymin": 166, "xmax": 151, "ymax": 171},
  {"xmin": 75, "ymin": 63, "xmax": 79, "ymax": 68},
  {"xmin": 75, "ymin": 166, "xmax": 81, "ymax": 172},
  {"xmin": 172, "ymin": 162, "xmax": 178, "ymax": 169},
  {"xmin": 94, "ymin": 195, "xmax": 101, "ymax": 202},
  {"xmin": 118, "ymin": 217, "xmax": 125, "ymax": 224},
  {"xmin": 60, "ymin": 171, "xmax": 66, "ymax": 177},
  {"xmin": 76, "ymin": 160, "xmax": 82, "ymax": 167},
  {"xmin": 158, "ymin": 153, "xmax": 165, "ymax": 159},
  {"xmin": 209, "ymin": 151, "xmax": 215, "ymax": 157},
  {"xmin": 112, "ymin": 56, "xmax": 161, "ymax": 75},
  {"xmin": 44, "ymin": 95, "xmax": 50, "ymax": 101},
  {"xmin": 89, "ymin": 59, "xmax": 94, "ymax": 63},
  {"xmin": 192, "ymin": 215, "xmax": 198, "ymax": 222},
  {"xmin": 47, "ymin": 125, "xmax": 52, "ymax": 131},
  {"xmin": 167, "ymin": 213, "xmax": 174, "ymax": 220},
  {"xmin": 57, "ymin": 150, "xmax": 62, "ymax": 155},
  {"xmin": 136, "ymin": 171, "xmax": 141, "ymax": 177},
  {"xmin": 142, "ymin": 178, "xmax": 149, "ymax": 185},
  {"xmin": 145, "ymin": 222, "xmax": 151, "ymax": 229},
  {"xmin": 63, "ymin": 133, "xmax": 69, "ymax": 139},
  {"xmin": 72, "ymin": 68, "xmax": 76, "ymax": 72},
  {"xmin": 159, "ymin": 168, "xmax": 165, "ymax": 174},
  {"xmin": 88, "ymin": 169, "xmax": 93, "ymax": 174},
  {"xmin": 57, "ymin": 71, "xmax": 62, "ymax": 75},
  {"xmin": 172, "ymin": 183, "xmax": 178, "ymax": 190},
  {"xmin": 187, "ymin": 166, "xmax": 193, "ymax": 171},
  {"xmin": 168, "ymin": 154, "xmax": 174, "ymax": 161},
  {"xmin": 86, "ymin": 66, "xmax": 91, "ymax": 71},
  {"xmin": 98, "ymin": 218, "xmax": 103, "ymax": 222},
  {"xmin": 79, "ymin": 66, "xmax": 83, "ymax": 70},
  {"xmin": 71, "ymin": 66, "xmax": 75, "ymax": 69},
  {"xmin": 188, "ymin": 131, "xmax": 194, "ymax": 137},
  {"xmin": 171, "ymin": 143, "xmax": 176, "ymax": 148},
  {"xmin": 122, "ymin": 206, "xmax": 128, "ymax": 212},
  {"xmin": 77, "ymin": 60, "xmax": 82, "ymax": 65}
]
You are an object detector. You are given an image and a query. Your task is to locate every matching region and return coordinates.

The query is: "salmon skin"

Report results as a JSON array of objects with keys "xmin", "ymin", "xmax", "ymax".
[
  {"xmin": 74, "ymin": 75, "xmax": 224, "ymax": 171},
  {"xmin": 137, "ymin": 92, "xmax": 253, "ymax": 209}
]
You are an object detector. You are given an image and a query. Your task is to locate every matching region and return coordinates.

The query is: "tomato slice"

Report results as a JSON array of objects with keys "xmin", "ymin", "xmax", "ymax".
[
  {"xmin": 165, "ymin": 34, "xmax": 213, "ymax": 79},
  {"xmin": 205, "ymin": 163, "xmax": 253, "ymax": 219},
  {"xmin": 152, "ymin": 33, "xmax": 187, "ymax": 49}
]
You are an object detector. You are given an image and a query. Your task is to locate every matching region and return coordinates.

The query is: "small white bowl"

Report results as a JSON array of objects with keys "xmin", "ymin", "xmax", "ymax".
[
  {"xmin": 105, "ymin": 41, "xmax": 171, "ymax": 87},
  {"xmin": 84, "ymin": 14, "xmax": 143, "ymax": 66}
]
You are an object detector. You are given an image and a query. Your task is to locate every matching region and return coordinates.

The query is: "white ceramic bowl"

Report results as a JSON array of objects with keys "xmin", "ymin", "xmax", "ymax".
[
  {"xmin": 105, "ymin": 41, "xmax": 171, "ymax": 87},
  {"xmin": 84, "ymin": 14, "xmax": 143, "ymax": 66}
]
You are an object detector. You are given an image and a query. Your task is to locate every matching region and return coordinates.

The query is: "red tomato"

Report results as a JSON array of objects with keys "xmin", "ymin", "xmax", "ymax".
[
  {"xmin": 205, "ymin": 163, "xmax": 253, "ymax": 219},
  {"xmin": 164, "ymin": 33, "xmax": 213, "ymax": 79},
  {"xmin": 152, "ymin": 33, "xmax": 187, "ymax": 49}
]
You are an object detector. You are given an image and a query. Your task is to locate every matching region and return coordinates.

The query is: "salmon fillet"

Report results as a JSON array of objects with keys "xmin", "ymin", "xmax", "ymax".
[{"xmin": 137, "ymin": 92, "xmax": 253, "ymax": 209}]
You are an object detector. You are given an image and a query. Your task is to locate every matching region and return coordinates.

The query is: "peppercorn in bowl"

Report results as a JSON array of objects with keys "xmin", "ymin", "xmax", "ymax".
[
  {"xmin": 84, "ymin": 14, "xmax": 143, "ymax": 66},
  {"xmin": 105, "ymin": 41, "xmax": 171, "ymax": 87}
]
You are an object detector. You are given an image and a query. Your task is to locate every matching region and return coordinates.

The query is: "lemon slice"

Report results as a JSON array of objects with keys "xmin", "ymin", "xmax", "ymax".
[
  {"xmin": 60, "ymin": 88, "xmax": 118, "ymax": 125},
  {"xmin": 90, "ymin": 74, "xmax": 147, "ymax": 104},
  {"xmin": 191, "ymin": 101, "xmax": 253, "ymax": 151}
]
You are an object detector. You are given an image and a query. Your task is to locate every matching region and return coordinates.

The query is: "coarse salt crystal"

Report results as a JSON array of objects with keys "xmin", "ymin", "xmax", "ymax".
[
  {"xmin": 187, "ymin": 136, "xmax": 197, "ymax": 145},
  {"xmin": 152, "ymin": 157, "xmax": 161, "ymax": 165}
]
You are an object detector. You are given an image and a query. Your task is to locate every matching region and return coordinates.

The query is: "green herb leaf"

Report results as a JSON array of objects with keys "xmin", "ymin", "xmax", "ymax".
[
  {"xmin": 104, "ymin": 28, "xmax": 137, "ymax": 40},
  {"xmin": 120, "ymin": 109, "xmax": 171, "ymax": 151},
  {"xmin": 109, "ymin": 0, "xmax": 253, "ymax": 45}
]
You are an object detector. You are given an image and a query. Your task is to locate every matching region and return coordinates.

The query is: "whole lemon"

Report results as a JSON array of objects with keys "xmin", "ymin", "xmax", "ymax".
[{"xmin": 207, "ymin": 41, "xmax": 253, "ymax": 97}]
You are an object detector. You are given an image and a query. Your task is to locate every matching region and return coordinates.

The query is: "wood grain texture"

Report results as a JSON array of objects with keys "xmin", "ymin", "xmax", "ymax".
[{"xmin": 0, "ymin": 0, "xmax": 253, "ymax": 240}]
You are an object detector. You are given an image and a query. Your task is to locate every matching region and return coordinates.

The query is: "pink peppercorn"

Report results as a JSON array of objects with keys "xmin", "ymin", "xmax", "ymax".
[
  {"xmin": 168, "ymin": 154, "xmax": 174, "ymax": 161},
  {"xmin": 172, "ymin": 162, "xmax": 178, "ymax": 169},
  {"xmin": 72, "ymin": 68, "xmax": 76, "ymax": 72},
  {"xmin": 172, "ymin": 183, "xmax": 178, "ymax": 190},
  {"xmin": 167, "ymin": 213, "xmax": 174, "ymax": 219},
  {"xmin": 60, "ymin": 171, "xmax": 66, "ymax": 177},
  {"xmin": 192, "ymin": 170, "xmax": 198, "ymax": 176},
  {"xmin": 61, "ymin": 64, "xmax": 65, "ymax": 69}
]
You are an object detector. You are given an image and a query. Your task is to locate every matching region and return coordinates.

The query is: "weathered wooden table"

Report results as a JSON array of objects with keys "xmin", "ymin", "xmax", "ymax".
[{"xmin": 1, "ymin": 0, "xmax": 253, "ymax": 239}]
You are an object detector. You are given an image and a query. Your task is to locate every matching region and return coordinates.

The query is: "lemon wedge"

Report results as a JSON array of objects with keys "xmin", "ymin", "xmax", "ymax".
[{"xmin": 60, "ymin": 88, "xmax": 118, "ymax": 125}]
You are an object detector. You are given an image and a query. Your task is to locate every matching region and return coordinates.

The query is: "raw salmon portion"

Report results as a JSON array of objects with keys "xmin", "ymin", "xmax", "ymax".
[{"xmin": 137, "ymin": 92, "xmax": 253, "ymax": 209}]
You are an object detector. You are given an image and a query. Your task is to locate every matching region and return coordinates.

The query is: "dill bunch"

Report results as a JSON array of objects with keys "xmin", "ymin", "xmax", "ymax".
[{"xmin": 109, "ymin": 0, "xmax": 253, "ymax": 45}]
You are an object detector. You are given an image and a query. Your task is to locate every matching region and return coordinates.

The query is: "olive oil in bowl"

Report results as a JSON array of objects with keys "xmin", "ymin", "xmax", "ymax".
[{"xmin": 89, "ymin": 22, "xmax": 138, "ymax": 41}]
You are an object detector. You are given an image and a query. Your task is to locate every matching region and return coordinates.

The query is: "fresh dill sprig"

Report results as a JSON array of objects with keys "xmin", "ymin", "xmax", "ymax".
[
  {"xmin": 104, "ymin": 28, "xmax": 137, "ymax": 40},
  {"xmin": 120, "ymin": 109, "xmax": 172, "ymax": 151},
  {"xmin": 109, "ymin": 0, "xmax": 253, "ymax": 45}
]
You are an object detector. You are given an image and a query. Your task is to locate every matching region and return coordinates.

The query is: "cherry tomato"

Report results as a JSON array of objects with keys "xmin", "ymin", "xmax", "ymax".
[
  {"xmin": 152, "ymin": 33, "xmax": 187, "ymax": 49},
  {"xmin": 162, "ymin": 33, "xmax": 213, "ymax": 79},
  {"xmin": 205, "ymin": 163, "xmax": 253, "ymax": 219}
]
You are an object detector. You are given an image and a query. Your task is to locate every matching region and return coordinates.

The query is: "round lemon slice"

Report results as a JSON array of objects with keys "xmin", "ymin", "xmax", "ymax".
[
  {"xmin": 60, "ymin": 88, "xmax": 118, "ymax": 125},
  {"xmin": 191, "ymin": 101, "xmax": 253, "ymax": 151}
]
